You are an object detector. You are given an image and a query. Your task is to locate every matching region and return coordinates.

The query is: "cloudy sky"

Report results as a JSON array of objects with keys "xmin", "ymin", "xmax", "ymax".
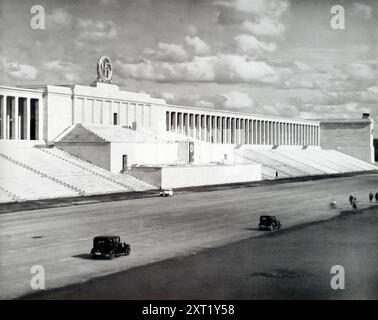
[{"xmin": 0, "ymin": 0, "xmax": 377, "ymax": 127}]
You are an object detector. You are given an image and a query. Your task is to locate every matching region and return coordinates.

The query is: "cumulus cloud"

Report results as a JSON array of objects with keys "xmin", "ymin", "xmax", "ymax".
[
  {"xmin": 0, "ymin": 57, "xmax": 38, "ymax": 80},
  {"xmin": 312, "ymin": 86, "xmax": 378, "ymax": 107},
  {"xmin": 43, "ymin": 60, "xmax": 80, "ymax": 82},
  {"xmin": 155, "ymin": 90, "xmax": 255, "ymax": 111},
  {"xmin": 159, "ymin": 92, "xmax": 214, "ymax": 108},
  {"xmin": 234, "ymin": 34, "xmax": 277, "ymax": 54},
  {"xmin": 221, "ymin": 91, "xmax": 255, "ymax": 109},
  {"xmin": 77, "ymin": 19, "xmax": 118, "ymax": 40},
  {"xmin": 242, "ymin": 17, "xmax": 286, "ymax": 38},
  {"xmin": 215, "ymin": 0, "xmax": 290, "ymax": 18},
  {"xmin": 116, "ymin": 54, "xmax": 279, "ymax": 84},
  {"xmin": 99, "ymin": 0, "xmax": 120, "ymax": 8},
  {"xmin": 185, "ymin": 36, "xmax": 211, "ymax": 56},
  {"xmin": 187, "ymin": 25, "xmax": 198, "ymax": 36},
  {"xmin": 144, "ymin": 42, "xmax": 188, "ymax": 62},
  {"xmin": 339, "ymin": 62, "xmax": 377, "ymax": 86},
  {"xmin": 46, "ymin": 8, "xmax": 74, "ymax": 27},
  {"xmin": 350, "ymin": 2, "xmax": 373, "ymax": 20}
]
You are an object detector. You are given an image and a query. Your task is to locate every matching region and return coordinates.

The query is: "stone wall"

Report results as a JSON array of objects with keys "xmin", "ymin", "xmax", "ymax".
[
  {"xmin": 320, "ymin": 120, "xmax": 374, "ymax": 163},
  {"xmin": 130, "ymin": 164, "xmax": 262, "ymax": 189}
]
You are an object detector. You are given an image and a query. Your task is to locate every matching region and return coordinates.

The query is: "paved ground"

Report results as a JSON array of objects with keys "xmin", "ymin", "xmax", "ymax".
[
  {"xmin": 1, "ymin": 173, "xmax": 378, "ymax": 299},
  {"xmin": 24, "ymin": 206, "xmax": 378, "ymax": 300}
]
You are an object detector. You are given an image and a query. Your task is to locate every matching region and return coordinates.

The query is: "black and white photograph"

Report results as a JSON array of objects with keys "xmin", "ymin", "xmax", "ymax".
[{"xmin": 0, "ymin": 0, "xmax": 377, "ymax": 305}]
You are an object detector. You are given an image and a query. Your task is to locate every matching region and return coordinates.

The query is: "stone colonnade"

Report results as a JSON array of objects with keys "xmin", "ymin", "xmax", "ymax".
[
  {"xmin": 166, "ymin": 110, "xmax": 320, "ymax": 146},
  {"xmin": 0, "ymin": 93, "xmax": 43, "ymax": 140}
]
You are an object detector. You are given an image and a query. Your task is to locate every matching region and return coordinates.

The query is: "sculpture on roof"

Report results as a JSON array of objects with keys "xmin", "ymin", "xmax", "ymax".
[{"xmin": 97, "ymin": 56, "xmax": 113, "ymax": 83}]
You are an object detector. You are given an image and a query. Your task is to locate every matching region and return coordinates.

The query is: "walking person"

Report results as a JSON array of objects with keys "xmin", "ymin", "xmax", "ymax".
[
  {"xmin": 375, "ymin": 192, "xmax": 378, "ymax": 202},
  {"xmin": 352, "ymin": 197, "xmax": 357, "ymax": 211},
  {"xmin": 369, "ymin": 192, "xmax": 374, "ymax": 203},
  {"xmin": 349, "ymin": 194, "xmax": 354, "ymax": 205}
]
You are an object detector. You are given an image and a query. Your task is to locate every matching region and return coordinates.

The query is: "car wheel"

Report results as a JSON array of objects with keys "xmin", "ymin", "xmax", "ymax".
[{"xmin": 110, "ymin": 251, "xmax": 116, "ymax": 260}]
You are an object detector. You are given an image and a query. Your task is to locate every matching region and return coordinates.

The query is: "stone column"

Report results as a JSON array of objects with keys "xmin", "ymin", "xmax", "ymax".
[
  {"xmin": 281, "ymin": 123, "xmax": 284, "ymax": 145},
  {"xmin": 214, "ymin": 116, "xmax": 217, "ymax": 144},
  {"xmin": 265, "ymin": 121, "xmax": 268, "ymax": 145},
  {"xmin": 204, "ymin": 115, "xmax": 208, "ymax": 142},
  {"xmin": 309, "ymin": 126, "xmax": 312, "ymax": 145},
  {"xmin": 304, "ymin": 125, "xmax": 308, "ymax": 145},
  {"xmin": 226, "ymin": 117, "xmax": 229, "ymax": 144},
  {"xmin": 239, "ymin": 119, "xmax": 242, "ymax": 144},
  {"xmin": 198, "ymin": 115, "xmax": 202, "ymax": 141},
  {"xmin": 291, "ymin": 123, "xmax": 294, "ymax": 145},
  {"xmin": 1, "ymin": 95, "xmax": 6, "ymax": 139},
  {"xmin": 191, "ymin": 114, "xmax": 195, "ymax": 138},
  {"xmin": 167, "ymin": 111, "xmax": 171, "ymax": 131},
  {"xmin": 184, "ymin": 113, "xmax": 188, "ymax": 137},
  {"xmin": 257, "ymin": 120, "xmax": 260, "ymax": 144},
  {"xmin": 289, "ymin": 123, "xmax": 292, "ymax": 145},
  {"xmin": 248, "ymin": 120, "xmax": 251, "ymax": 144},
  {"xmin": 287, "ymin": 123, "xmax": 289, "ymax": 146},
  {"xmin": 13, "ymin": 97, "xmax": 18, "ymax": 140},
  {"xmin": 206, "ymin": 115, "xmax": 209, "ymax": 142},
  {"xmin": 245, "ymin": 120, "xmax": 249, "ymax": 144},
  {"xmin": 181, "ymin": 113, "xmax": 184, "ymax": 135},
  {"xmin": 24, "ymin": 98, "xmax": 30, "ymax": 140},
  {"xmin": 37, "ymin": 99, "xmax": 43, "ymax": 140},
  {"xmin": 220, "ymin": 117, "xmax": 223, "ymax": 143},
  {"xmin": 173, "ymin": 112, "xmax": 177, "ymax": 133},
  {"xmin": 230, "ymin": 118, "xmax": 234, "ymax": 144}
]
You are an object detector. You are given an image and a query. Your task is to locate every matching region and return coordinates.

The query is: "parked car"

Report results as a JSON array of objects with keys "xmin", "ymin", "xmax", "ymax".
[
  {"xmin": 90, "ymin": 235, "xmax": 130, "ymax": 260},
  {"xmin": 258, "ymin": 215, "xmax": 281, "ymax": 231},
  {"xmin": 160, "ymin": 189, "xmax": 173, "ymax": 197}
]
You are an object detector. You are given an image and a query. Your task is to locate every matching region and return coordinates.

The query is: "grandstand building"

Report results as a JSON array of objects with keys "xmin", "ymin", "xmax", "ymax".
[{"xmin": 0, "ymin": 56, "xmax": 376, "ymax": 202}]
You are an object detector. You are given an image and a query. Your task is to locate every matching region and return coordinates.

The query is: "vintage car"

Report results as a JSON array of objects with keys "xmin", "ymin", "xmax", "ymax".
[
  {"xmin": 160, "ymin": 189, "xmax": 174, "ymax": 197},
  {"xmin": 258, "ymin": 215, "xmax": 281, "ymax": 231},
  {"xmin": 90, "ymin": 235, "xmax": 130, "ymax": 259}
]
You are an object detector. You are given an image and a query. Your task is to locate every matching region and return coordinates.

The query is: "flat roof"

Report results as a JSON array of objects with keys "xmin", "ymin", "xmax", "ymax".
[{"xmin": 319, "ymin": 118, "xmax": 374, "ymax": 123}]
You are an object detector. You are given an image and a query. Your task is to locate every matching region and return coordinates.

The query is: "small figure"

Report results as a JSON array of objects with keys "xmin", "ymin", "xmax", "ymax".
[
  {"xmin": 352, "ymin": 198, "xmax": 357, "ymax": 211},
  {"xmin": 349, "ymin": 195, "xmax": 354, "ymax": 205},
  {"xmin": 369, "ymin": 192, "xmax": 374, "ymax": 203},
  {"xmin": 329, "ymin": 199, "xmax": 337, "ymax": 209},
  {"xmin": 375, "ymin": 192, "xmax": 378, "ymax": 202}
]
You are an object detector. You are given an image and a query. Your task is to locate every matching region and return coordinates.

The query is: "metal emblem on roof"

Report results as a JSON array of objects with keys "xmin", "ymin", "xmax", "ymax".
[{"xmin": 97, "ymin": 56, "xmax": 113, "ymax": 82}]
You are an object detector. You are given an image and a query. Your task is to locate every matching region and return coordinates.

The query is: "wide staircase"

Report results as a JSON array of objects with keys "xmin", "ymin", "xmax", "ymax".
[
  {"xmin": 80, "ymin": 124, "xmax": 165, "ymax": 143},
  {"xmin": 235, "ymin": 147, "xmax": 377, "ymax": 180},
  {"xmin": 0, "ymin": 144, "xmax": 157, "ymax": 203}
]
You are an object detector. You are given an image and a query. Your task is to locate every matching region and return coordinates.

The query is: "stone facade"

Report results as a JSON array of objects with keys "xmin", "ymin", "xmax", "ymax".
[
  {"xmin": 320, "ymin": 117, "xmax": 375, "ymax": 163},
  {"xmin": 0, "ymin": 82, "xmax": 321, "ymax": 147}
]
